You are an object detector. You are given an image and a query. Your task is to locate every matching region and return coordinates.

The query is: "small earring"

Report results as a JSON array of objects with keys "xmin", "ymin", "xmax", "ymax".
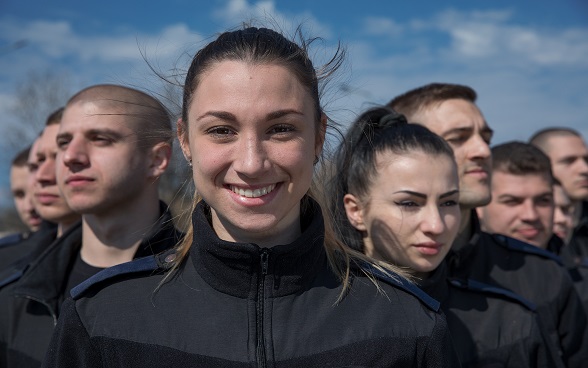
[{"xmin": 188, "ymin": 158, "xmax": 192, "ymax": 167}]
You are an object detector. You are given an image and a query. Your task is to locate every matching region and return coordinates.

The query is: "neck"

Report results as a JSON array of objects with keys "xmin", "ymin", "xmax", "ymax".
[
  {"xmin": 57, "ymin": 216, "xmax": 81, "ymax": 238},
  {"xmin": 572, "ymin": 200, "xmax": 584, "ymax": 228},
  {"xmin": 452, "ymin": 207, "xmax": 473, "ymax": 251},
  {"xmin": 80, "ymin": 198, "xmax": 160, "ymax": 268}
]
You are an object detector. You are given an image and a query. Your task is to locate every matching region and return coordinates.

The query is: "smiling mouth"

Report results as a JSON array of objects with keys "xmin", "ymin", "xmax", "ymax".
[{"xmin": 230, "ymin": 184, "xmax": 276, "ymax": 198}]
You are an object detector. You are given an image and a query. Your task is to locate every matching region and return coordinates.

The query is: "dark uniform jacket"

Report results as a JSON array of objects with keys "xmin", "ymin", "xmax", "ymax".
[
  {"xmin": 43, "ymin": 200, "xmax": 461, "ymax": 368},
  {"xmin": 421, "ymin": 261, "xmax": 564, "ymax": 367},
  {"xmin": 447, "ymin": 211, "xmax": 588, "ymax": 367},
  {"xmin": 566, "ymin": 201, "xmax": 588, "ymax": 262},
  {"xmin": 0, "ymin": 202, "xmax": 182, "ymax": 368},
  {"xmin": 0, "ymin": 221, "xmax": 57, "ymax": 272}
]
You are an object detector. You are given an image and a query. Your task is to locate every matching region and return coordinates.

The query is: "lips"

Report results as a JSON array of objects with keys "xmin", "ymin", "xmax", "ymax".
[
  {"xmin": 413, "ymin": 242, "xmax": 443, "ymax": 256},
  {"xmin": 65, "ymin": 175, "xmax": 94, "ymax": 185},
  {"xmin": 230, "ymin": 184, "xmax": 276, "ymax": 198},
  {"xmin": 35, "ymin": 192, "xmax": 60, "ymax": 205}
]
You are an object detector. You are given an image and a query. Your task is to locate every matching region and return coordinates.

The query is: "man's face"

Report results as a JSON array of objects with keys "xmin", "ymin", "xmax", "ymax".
[
  {"xmin": 543, "ymin": 135, "xmax": 588, "ymax": 202},
  {"xmin": 56, "ymin": 101, "xmax": 159, "ymax": 215},
  {"xmin": 477, "ymin": 171, "xmax": 554, "ymax": 248},
  {"xmin": 553, "ymin": 183, "xmax": 574, "ymax": 242},
  {"xmin": 10, "ymin": 163, "xmax": 42, "ymax": 231},
  {"xmin": 416, "ymin": 99, "xmax": 493, "ymax": 210},
  {"xmin": 34, "ymin": 124, "xmax": 77, "ymax": 224}
]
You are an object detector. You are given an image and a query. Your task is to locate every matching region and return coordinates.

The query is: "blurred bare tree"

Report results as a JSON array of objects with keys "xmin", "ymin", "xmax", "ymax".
[{"xmin": 6, "ymin": 69, "xmax": 73, "ymax": 149}]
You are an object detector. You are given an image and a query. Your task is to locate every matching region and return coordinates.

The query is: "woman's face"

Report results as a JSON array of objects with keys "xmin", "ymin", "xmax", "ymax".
[
  {"xmin": 179, "ymin": 61, "xmax": 324, "ymax": 246},
  {"xmin": 344, "ymin": 150, "xmax": 460, "ymax": 278}
]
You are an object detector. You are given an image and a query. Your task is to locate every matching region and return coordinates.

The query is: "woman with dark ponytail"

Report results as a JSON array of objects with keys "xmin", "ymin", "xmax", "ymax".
[
  {"xmin": 43, "ymin": 28, "xmax": 459, "ymax": 367},
  {"xmin": 329, "ymin": 106, "xmax": 565, "ymax": 367}
]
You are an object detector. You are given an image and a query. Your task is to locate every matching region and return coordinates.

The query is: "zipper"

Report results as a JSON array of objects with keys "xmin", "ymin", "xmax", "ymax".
[
  {"xmin": 17, "ymin": 295, "xmax": 58, "ymax": 326},
  {"xmin": 256, "ymin": 249, "xmax": 269, "ymax": 368}
]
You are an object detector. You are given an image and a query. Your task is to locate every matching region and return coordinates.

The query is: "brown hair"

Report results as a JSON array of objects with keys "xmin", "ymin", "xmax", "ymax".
[{"xmin": 387, "ymin": 82, "xmax": 477, "ymax": 122}]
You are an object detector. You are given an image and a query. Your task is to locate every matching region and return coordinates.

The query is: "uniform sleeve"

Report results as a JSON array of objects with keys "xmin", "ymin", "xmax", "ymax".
[
  {"xmin": 557, "ymin": 271, "xmax": 588, "ymax": 367},
  {"xmin": 42, "ymin": 297, "xmax": 102, "ymax": 368},
  {"xmin": 422, "ymin": 313, "xmax": 462, "ymax": 368}
]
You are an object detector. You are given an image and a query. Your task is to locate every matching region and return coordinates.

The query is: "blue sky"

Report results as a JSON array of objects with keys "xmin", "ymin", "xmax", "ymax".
[{"xmin": 0, "ymin": 0, "xmax": 587, "ymax": 208}]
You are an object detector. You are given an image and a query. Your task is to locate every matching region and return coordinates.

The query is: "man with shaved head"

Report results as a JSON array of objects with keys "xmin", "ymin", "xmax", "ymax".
[
  {"xmin": 0, "ymin": 85, "xmax": 182, "ymax": 368},
  {"xmin": 389, "ymin": 83, "xmax": 588, "ymax": 366},
  {"xmin": 530, "ymin": 128, "xmax": 588, "ymax": 262}
]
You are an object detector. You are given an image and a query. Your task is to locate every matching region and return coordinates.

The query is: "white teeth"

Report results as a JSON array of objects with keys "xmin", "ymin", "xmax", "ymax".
[{"xmin": 231, "ymin": 184, "xmax": 276, "ymax": 198}]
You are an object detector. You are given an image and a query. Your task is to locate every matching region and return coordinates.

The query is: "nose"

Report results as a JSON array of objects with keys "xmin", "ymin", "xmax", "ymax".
[
  {"xmin": 62, "ymin": 138, "xmax": 89, "ymax": 171},
  {"xmin": 233, "ymin": 135, "xmax": 268, "ymax": 177},
  {"xmin": 520, "ymin": 200, "xmax": 539, "ymax": 221},
  {"xmin": 420, "ymin": 206, "xmax": 446, "ymax": 236},
  {"xmin": 469, "ymin": 134, "xmax": 491, "ymax": 161},
  {"xmin": 36, "ymin": 157, "xmax": 56, "ymax": 186}
]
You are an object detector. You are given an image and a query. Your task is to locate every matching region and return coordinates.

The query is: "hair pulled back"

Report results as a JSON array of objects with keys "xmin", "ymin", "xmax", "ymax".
[{"xmin": 330, "ymin": 106, "xmax": 456, "ymax": 253}]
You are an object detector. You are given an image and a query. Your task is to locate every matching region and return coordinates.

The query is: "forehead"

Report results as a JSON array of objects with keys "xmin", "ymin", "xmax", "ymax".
[
  {"xmin": 189, "ymin": 61, "xmax": 313, "ymax": 118},
  {"xmin": 38, "ymin": 124, "xmax": 60, "ymax": 151},
  {"xmin": 492, "ymin": 171, "xmax": 552, "ymax": 194},
  {"xmin": 60, "ymin": 101, "xmax": 137, "ymax": 133},
  {"xmin": 375, "ymin": 150, "xmax": 458, "ymax": 186},
  {"xmin": 10, "ymin": 165, "xmax": 29, "ymax": 183},
  {"xmin": 418, "ymin": 98, "xmax": 487, "ymax": 135},
  {"xmin": 546, "ymin": 134, "xmax": 588, "ymax": 158}
]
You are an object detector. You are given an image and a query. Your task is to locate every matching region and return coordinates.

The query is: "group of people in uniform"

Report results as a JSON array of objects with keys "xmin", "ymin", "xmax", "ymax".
[{"xmin": 1, "ymin": 24, "xmax": 587, "ymax": 368}]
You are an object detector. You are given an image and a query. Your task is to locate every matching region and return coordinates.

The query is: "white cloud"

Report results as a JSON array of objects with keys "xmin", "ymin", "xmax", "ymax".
[
  {"xmin": 433, "ymin": 9, "xmax": 588, "ymax": 68},
  {"xmin": 212, "ymin": 0, "xmax": 332, "ymax": 39},
  {"xmin": 0, "ymin": 18, "xmax": 201, "ymax": 63},
  {"xmin": 362, "ymin": 17, "xmax": 403, "ymax": 36}
]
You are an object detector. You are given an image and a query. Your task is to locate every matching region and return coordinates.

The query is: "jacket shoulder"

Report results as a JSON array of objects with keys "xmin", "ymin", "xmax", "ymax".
[
  {"xmin": 0, "ymin": 232, "xmax": 25, "ymax": 248},
  {"xmin": 71, "ymin": 249, "xmax": 177, "ymax": 300},
  {"xmin": 448, "ymin": 277, "xmax": 537, "ymax": 311},
  {"xmin": 358, "ymin": 262, "xmax": 440, "ymax": 312},
  {"xmin": 491, "ymin": 234, "xmax": 563, "ymax": 265}
]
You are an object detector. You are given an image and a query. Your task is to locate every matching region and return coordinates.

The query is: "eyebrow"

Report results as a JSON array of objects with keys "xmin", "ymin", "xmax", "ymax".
[
  {"xmin": 196, "ymin": 109, "xmax": 304, "ymax": 122},
  {"xmin": 443, "ymin": 125, "xmax": 494, "ymax": 136},
  {"xmin": 393, "ymin": 189, "xmax": 459, "ymax": 199},
  {"xmin": 57, "ymin": 128, "xmax": 128, "ymax": 141}
]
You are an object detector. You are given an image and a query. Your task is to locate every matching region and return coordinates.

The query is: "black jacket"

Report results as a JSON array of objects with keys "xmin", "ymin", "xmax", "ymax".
[
  {"xmin": 0, "ymin": 221, "xmax": 57, "ymax": 272},
  {"xmin": 567, "ymin": 201, "xmax": 588, "ymax": 262},
  {"xmin": 447, "ymin": 211, "xmax": 588, "ymax": 367},
  {"xmin": 43, "ymin": 200, "xmax": 460, "ymax": 368},
  {"xmin": 421, "ymin": 261, "xmax": 564, "ymax": 367},
  {"xmin": 0, "ymin": 203, "xmax": 182, "ymax": 368}
]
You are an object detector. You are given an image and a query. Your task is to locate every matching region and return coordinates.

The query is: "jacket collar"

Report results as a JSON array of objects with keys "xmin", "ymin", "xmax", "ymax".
[
  {"xmin": 190, "ymin": 197, "xmax": 326, "ymax": 298},
  {"xmin": 417, "ymin": 260, "xmax": 450, "ymax": 304},
  {"xmin": 13, "ymin": 201, "xmax": 181, "ymax": 307}
]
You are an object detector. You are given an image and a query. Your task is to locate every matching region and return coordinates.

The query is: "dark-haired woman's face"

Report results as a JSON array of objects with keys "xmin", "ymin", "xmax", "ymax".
[
  {"xmin": 179, "ymin": 60, "xmax": 324, "ymax": 246},
  {"xmin": 344, "ymin": 150, "xmax": 460, "ymax": 278}
]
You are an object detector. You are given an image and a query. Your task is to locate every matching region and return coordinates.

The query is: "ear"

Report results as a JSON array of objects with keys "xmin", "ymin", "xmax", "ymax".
[
  {"xmin": 147, "ymin": 142, "xmax": 172, "ymax": 179},
  {"xmin": 475, "ymin": 207, "xmax": 485, "ymax": 222},
  {"xmin": 343, "ymin": 193, "xmax": 367, "ymax": 231},
  {"xmin": 314, "ymin": 113, "xmax": 328, "ymax": 158},
  {"xmin": 177, "ymin": 118, "xmax": 191, "ymax": 163}
]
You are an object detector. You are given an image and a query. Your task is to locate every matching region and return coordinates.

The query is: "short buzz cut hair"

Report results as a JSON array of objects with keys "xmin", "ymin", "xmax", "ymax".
[
  {"xmin": 529, "ymin": 127, "xmax": 582, "ymax": 153},
  {"xmin": 65, "ymin": 84, "xmax": 173, "ymax": 149},
  {"xmin": 11, "ymin": 146, "xmax": 31, "ymax": 167},
  {"xmin": 387, "ymin": 83, "xmax": 477, "ymax": 122},
  {"xmin": 491, "ymin": 141, "xmax": 553, "ymax": 183},
  {"xmin": 46, "ymin": 107, "xmax": 65, "ymax": 127}
]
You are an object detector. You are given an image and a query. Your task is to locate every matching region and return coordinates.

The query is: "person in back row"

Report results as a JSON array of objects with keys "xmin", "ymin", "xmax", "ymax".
[
  {"xmin": 476, "ymin": 142, "xmax": 555, "ymax": 251},
  {"xmin": 0, "ymin": 84, "xmax": 182, "ymax": 368},
  {"xmin": 9, "ymin": 146, "xmax": 42, "ymax": 234},
  {"xmin": 1, "ymin": 145, "xmax": 43, "ymax": 255},
  {"xmin": 388, "ymin": 83, "xmax": 588, "ymax": 367},
  {"xmin": 44, "ymin": 26, "xmax": 459, "ymax": 367},
  {"xmin": 330, "ymin": 106, "xmax": 563, "ymax": 367},
  {"xmin": 0, "ymin": 110, "xmax": 78, "ymax": 273},
  {"xmin": 530, "ymin": 128, "xmax": 588, "ymax": 263}
]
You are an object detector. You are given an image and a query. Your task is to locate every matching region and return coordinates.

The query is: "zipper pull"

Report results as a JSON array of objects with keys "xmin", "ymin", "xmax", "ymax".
[{"xmin": 260, "ymin": 250, "xmax": 269, "ymax": 276}]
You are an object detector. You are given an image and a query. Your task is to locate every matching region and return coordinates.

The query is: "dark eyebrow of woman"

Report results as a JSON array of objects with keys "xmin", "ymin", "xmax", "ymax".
[
  {"xmin": 393, "ymin": 189, "xmax": 459, "ymax": 199},
  {"xmin": 197, "ymin": 109, "xmax": 303, "ymax": 122}
]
